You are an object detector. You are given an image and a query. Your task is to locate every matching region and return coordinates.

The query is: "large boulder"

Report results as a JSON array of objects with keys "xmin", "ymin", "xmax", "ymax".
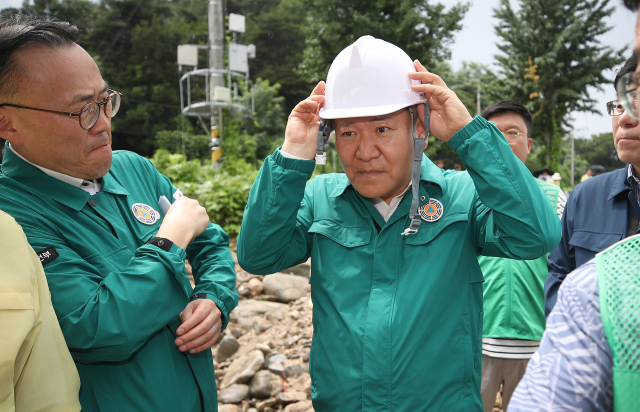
[
  {"xmin": 216, "ymin": 335, "xmax": 241, "ymax": 363},
  {"xmin": 230, "ymin": 299, "xmax": 288, "ymax": 321},
  {"xmin": 220, "ymin": 350, "xmax": 265, "ymax": 389},
  {"xmin": 275, "ymin": 390, "xmax": 307, "ymax": 404},
  {"xmin": 218, "ymin": 384, "xmax": 249, "ymax": 404},
  {"xmin": 283, "ymin": 400, "xmax": 314, "ymax": 412},
  {"xmin": 218, "ymin": 405, "xmax": 239, "ymax": 412},
  {"xmin": 249, "ymin": 370, "xmax": 284, "ymax": 399},
  {"xmin": 262, "ymin": 274, "xmax": 309, "ymax": 303}
]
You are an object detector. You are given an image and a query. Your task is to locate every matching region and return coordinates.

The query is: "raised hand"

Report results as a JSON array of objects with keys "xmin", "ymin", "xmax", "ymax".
[
  {"xmin": 282, "ymin": 81, "xmax": 326, "ymax": 160},
  {"xmin": 409, "ymin": 60, "xmax": 473, "ymax": 142}
]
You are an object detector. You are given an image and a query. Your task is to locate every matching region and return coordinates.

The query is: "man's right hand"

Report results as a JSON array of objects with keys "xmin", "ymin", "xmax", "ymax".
[
  {"xmin": 282, "ymin": 81, "xmax": 326, "ymax": 160},
  {"xmin": 156, "ymin": 197, "xmax": 210, "ymax": 250}
]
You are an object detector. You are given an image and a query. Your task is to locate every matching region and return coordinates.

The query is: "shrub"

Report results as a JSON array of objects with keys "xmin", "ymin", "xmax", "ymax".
[{"xmin": 150, "ymin": 149, "xmax": 258, "ymax": 237}]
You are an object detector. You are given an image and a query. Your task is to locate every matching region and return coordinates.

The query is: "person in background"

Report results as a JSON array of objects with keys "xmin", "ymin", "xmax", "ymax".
[
  {"xmin": 544, "ymin": 54, "xmax": 640, "ymax": 316},
  {"xmin": 510, "ymin": 2, "xmax": 640, "ymax": 408},
  {"xmin": 436, "ymin": 159, "xmax": 445, "ymax": 169},
  {"xmin": 550, "ymin": 172, "xmax": 562, "ymax": 187},
  {"xmin": 453, "ymin": 163, "xmax": 462, "ymax": 171},
  {"xmin": 580, "ymin": 167, "xmax": 593, "ymax": 182},
  {"xmin": 478, "ymin": 100, "xmax": 566, "ymax": 412},
  {"xmin": 0, "ymin": 210, "xmax": 81, "ymax": 412},
  {"xmin": 0, "ymin": 16, "xmax": 237, "ymax": 411}
]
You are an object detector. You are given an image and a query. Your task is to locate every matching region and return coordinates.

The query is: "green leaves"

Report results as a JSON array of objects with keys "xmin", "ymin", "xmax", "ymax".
[
  {"xmin": 493, "ymin": 0, "xmax": 624, "ymax": 170},
  {"xmin": 150, "ymin": 149, "xmax": 258, "ymax": 237},
  {"xmin": 297, "ymin": 0, "xmax": 470, "ymax": 83}
]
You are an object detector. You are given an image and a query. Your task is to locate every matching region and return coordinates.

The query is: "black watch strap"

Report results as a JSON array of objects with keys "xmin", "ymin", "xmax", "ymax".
[
  {"xmin": 190, "ymin": 293, "xmax": 208, "ymax": 301},
  {"xmin": 146, "ymin": 237, "xmax": 173, "ymax": 252}
]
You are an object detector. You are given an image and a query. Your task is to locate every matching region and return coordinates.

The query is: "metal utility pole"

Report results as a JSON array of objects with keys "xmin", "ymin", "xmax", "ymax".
[
  {"xmin": 476, "ymin": 79, "xmax": 481, "ymax": 116},
  {"xmin": 570, "ymin": 131, "xmax": 575, "ymax": 187},
  {"xmin": 208, "ymin": 0, "xmax": 225, "ymax": 163}
]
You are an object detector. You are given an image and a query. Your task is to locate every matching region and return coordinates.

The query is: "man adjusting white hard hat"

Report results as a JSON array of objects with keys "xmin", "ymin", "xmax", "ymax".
[
  {"xmin": 316, "ymin": 36, "xmax": 431, "ymax": 234},
  {"xmin": 286, "ymin": 35, "xmax": 470, "ymax": 236},
  {"xmin": 238, "ymin": 34, "xmax": 561, "ymax": 412}
]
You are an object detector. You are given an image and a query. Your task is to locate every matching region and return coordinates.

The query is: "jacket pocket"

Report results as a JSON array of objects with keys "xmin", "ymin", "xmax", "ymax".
[
  {"xmin": 405, "ymin": 212, "xmax": 468, "ymax": 246},
  {"xmin": 475, "ymin": 312, "xmax": 483, "ymax": 369},
  {"xmin": 308, "ymin": 220, "xmax": 371, "ymax": 248},
  {"xmin": 570, "ymin": 230, "xmax": 623, "ymax": 266}
]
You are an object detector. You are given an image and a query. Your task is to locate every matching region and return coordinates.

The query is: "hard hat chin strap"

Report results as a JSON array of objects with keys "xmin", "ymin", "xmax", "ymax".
[
  {"xmin": 315, "ymin": 119, "xmax": 331, "ymax": 165},
  {"xmin": 401, "ymin": 103, "xmax": 430, "ymax": 236}
]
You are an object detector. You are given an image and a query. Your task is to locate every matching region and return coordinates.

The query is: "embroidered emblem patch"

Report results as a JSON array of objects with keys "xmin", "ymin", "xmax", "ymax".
[
  {"xmin": 36, "ymin": 246, "xmax": 59, "ymax": 265},
  {"xmin": 131, "ymin": 203, "xmax": 160, "ymax": 225},
  {"xmin": 418, "ymin": 199, "xmax": 444, "ymax": 222}
]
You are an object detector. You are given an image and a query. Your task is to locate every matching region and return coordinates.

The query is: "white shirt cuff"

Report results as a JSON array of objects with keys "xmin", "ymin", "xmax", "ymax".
[{"xmin": 279, "ymin": 148, "xmax": 309, "ymax": 160}]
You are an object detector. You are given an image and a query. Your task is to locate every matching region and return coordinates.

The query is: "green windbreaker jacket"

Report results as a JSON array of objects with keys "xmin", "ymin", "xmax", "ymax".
[
  {"xmin": 479, "ymin": 179, "xmax": 560, "ymax": 342},
  {"xmin": 0, "ymin": 147, "xmax": 238, "ymax": 412},
  {"xmin": 237, "ymin": 116, "xmax": 561, "ymax": 411}
]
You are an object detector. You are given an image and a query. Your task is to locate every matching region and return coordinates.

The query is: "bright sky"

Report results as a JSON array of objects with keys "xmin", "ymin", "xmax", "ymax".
[
  {"xmin": 438, "ymin": 0, "xmax": 637, "ymax": 139},
  {"xmin": 1, "ymin": 0, "xmax": 636, "ymax": 138}
]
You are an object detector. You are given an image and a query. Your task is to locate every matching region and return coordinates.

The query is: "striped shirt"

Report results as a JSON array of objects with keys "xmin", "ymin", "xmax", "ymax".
[
  {"xmin": 509, "ymin": 260, "xmax": 613, "ymax": 411},
  {"xmin": 481, "ymin": 188, "xmax": 567, "ymax": 359}
]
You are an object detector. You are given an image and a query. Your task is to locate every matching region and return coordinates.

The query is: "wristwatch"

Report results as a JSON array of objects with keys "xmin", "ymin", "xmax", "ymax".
[
  {"xmin": 146, "ymin": 237, "xmax": 173, "ymax": 252},
  {"xmin": 190, "ymin": 293, "xmax": 208, "ymax": 301}
]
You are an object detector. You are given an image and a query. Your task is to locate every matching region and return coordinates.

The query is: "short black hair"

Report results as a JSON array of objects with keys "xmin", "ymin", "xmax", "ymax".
[
  {"xmin": 0, "ymin": 15, "xmax": 79, "ymax": 99},
  {"xmin": 614, "ymin": 55, "xmax": 637, "ymax": 92},
  {"xmin": 623, "ymin": 0, "xmax": 640, "ymax": 11},
  {"xmin": 481, "ymin": 100, "xmax": 534, "ymax": 136}
]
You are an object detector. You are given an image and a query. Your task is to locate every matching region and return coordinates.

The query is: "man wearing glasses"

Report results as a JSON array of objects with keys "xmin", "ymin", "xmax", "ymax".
[
  {"xmin": 0, "ymin": 16, "xmax": 238, "ymax": 412},
  {"xmin": 544, "ymin": 55, "xmax": 640, "ymax": 317},
  {"xmin": 477, "ymin": 101, "xmax": 566, "ymax": 412}
]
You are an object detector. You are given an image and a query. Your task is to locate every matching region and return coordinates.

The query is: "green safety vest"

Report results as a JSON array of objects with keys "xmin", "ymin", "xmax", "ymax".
[
  {"xmin": 479, "ymin": 179, "xmax": 560, "ymax": 341},
  {"xmin": 596, "ymin": 234, "xmax": 640, "ymax": 412}
]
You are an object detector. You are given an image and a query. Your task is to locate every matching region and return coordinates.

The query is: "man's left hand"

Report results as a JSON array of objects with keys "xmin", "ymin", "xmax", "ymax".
[{"xmin": 175, "ymin": 299, "xmax": 222, "ymax": 353}]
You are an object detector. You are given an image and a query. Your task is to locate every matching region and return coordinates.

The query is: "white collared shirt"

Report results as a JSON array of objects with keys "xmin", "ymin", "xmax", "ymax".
[{"xmin": 9, "ymin": 144, "xmax": 102, "ymax": 195}]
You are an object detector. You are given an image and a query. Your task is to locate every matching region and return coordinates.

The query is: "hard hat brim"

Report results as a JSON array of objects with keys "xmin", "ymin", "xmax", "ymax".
[{"xmin": 320, "ymin": 99, "xmax": 427, "ymax": 120}]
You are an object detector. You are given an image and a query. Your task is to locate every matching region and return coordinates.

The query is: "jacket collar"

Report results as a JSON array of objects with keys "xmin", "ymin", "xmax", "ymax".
[
  {"xmin": 329, "ymin": 154, "xmax": 446, "ymax": 198},
  {"xmin": 608, "ymin": 166, "xmax": 633, "ymax": 201},
  {"xmin": 1, "ymin": 143, "xmax": 129, "ymax": 211}
]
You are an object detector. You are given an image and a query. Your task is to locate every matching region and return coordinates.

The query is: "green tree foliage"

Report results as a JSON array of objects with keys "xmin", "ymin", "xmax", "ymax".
[
  {"xmin": 575, "ymin": 132, "xmax": 625, "ymax": 171},
  {"xmin": 4, "ymin": 0, "xmax": 209, "ymax": 156},
  {"xmin": 432, "ymin": 61, "xmax": 502, "ymax": 116},
  {"xmin": 493, "ymin": 0, "xmax": 624, "ymax": 170},
  {"xmin": 297, "ymin": 0, "xmax": 470, "ymax": 83},
  {"xmin": 151, "ymin": 149, "xmax": 258, "ymax": 236},
  {"xmin": 221, "ymin": 78, "xmax": 287, "ymax": 167},
  {"xmin": 227, "ymin": 0, "xmax": 312, "ymax": 112}
]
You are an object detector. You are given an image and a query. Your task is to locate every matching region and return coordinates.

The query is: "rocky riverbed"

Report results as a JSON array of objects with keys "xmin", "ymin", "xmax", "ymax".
[{"xmin": 196, "ymin": 255, "xmax": 314, "ymax": 412}]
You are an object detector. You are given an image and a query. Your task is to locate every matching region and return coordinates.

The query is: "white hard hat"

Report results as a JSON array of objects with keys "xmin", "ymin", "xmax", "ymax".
[{"xmin": 320, "ymin": 35, "xmax": 426, "ymax": 119}]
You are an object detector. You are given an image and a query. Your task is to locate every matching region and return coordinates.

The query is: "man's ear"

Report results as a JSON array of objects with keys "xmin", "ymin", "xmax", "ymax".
[
  {"xmin": 0, "ymin": 108, "xmax": 24, "ymax": 146},
  {"xmin": 527, "ymin": 137, "xmax": 533, "ymax": 154}
]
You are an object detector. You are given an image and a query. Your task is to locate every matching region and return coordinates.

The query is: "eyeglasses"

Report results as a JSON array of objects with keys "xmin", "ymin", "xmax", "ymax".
[
  {"xmin": 0, "ymin": 89, "xmax": 122, "ymax": 130},
  {"xmin": 615, "ymin": 72, "xmax": 639, "ymax": 120},
  {"xmin": 501, "ymin": 130, "xmax": 527, "ymax": 139},
  {"xmin": 606, "ymin": 100, "xmax": 625, "ymax": 116}
]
